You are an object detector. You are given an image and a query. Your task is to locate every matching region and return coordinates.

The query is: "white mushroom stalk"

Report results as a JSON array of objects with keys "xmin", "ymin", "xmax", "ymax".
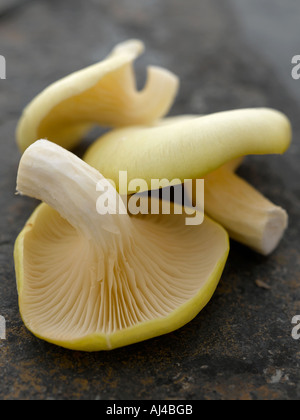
[
  {"xmin": 15, "ymin": 140, "xmax": 229, "ymax": 351},
  {"xmin": 17, "ymin": 140, "xmax": 131, "ymax": 247},
  {"xmin": 201, "ymin": 165, "xmax": 288, "ymax": 255}
]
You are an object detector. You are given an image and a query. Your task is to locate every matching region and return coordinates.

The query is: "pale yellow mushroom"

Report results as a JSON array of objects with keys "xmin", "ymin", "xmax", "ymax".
[
  {"xmin": 16, "ymin": 40, "xmax": 179, "ymax": 153},
  {"xmin": 14, "ymin": 140, "xmax": 229, "ymax": 351},
  {"xmin": 84, "ymin": 109, "xmax": 292, "ymax": 255}
]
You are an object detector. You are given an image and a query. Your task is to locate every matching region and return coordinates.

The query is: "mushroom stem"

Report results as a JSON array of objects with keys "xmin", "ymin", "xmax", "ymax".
[
  {"xmin": 17, "ymin": 140, "xmax": 133, "ymax": 248},
  {"xmin": 199, "ymin": 167, "xmax": 288, "ymax": 255}
]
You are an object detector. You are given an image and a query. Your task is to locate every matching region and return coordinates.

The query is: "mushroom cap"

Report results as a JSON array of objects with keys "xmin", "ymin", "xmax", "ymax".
[
  {"xmin": 16, "ymin": 40, "xmax": 179, "ymax": 153},
  {"xmin": 84, "ymin": 108, "xmax": 292, "ymax": 192},
  {"xmin": 14, "ymin": 141, "xmax": 229, "ymax": 351}
]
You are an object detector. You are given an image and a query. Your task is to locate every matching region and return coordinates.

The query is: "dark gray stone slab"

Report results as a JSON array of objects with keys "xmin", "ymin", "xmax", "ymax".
[{"xmin": 0, "ymin": 0, "xmax": 300, "ymax": 400}]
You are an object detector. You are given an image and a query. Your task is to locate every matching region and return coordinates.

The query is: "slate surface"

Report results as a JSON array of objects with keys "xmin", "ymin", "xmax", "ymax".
[{"xmin": 0, "ymin": 0, "xmax": 300, "ymax": 400}]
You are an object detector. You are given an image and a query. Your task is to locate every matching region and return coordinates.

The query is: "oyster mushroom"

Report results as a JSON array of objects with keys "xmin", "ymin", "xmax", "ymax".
[
  {"xmin": 16, "ymin": 40, "xmax": 179, "ymax": 153},
  {"xmin": 83, "ymin": 108, "xmax": 292, "ymax": 254},
  {"xmin": 14, "ymin": 140, "xmax": 229, "ymax": 351}
]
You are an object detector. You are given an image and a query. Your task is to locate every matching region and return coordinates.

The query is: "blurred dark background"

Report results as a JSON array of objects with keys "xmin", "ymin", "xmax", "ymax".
[{"xmin": 0, "ymin": 0, "xmax": 300, "ymax": 400}]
